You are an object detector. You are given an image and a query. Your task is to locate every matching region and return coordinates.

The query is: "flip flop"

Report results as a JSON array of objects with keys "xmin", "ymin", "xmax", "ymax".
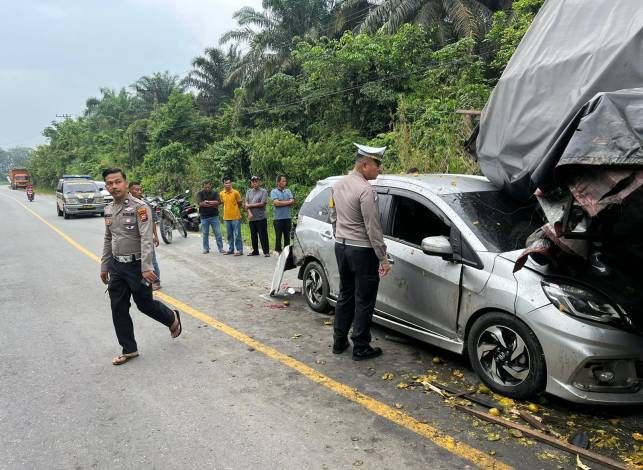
[
  {"xmin": 170, "ymin": 310, "xmax": 182, "ymax": 338},
  {"xmin": 112, "ymin": 352, "xmax": 139, "ymax": 366}
]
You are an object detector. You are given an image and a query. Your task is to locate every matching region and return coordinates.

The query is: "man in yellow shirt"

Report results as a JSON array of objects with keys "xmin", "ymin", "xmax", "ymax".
[{"xmin": 219, "ymin": 176, "xmax": 244, "ymax": 256}]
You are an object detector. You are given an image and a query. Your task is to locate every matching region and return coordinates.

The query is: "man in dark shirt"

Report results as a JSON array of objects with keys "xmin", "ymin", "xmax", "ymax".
[{"xmin": 196, "ymin": 180, "xmax": 223, "ymax": 254}]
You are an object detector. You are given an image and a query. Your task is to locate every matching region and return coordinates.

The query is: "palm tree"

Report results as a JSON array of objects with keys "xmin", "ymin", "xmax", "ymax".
[
  {"xmin": 359, "ymin": 0, "xmax": 496, "ymax": 40},
  {"xmin": 329, "ymin": 0, "xmax": 374, "ymax": 36},
  {"xmin": 182, "ymin": 46, "xmax": 240, "ymax": 115},
  {"xmin": 131, "ymin": 71, "xmax": 185, "ymax": 109},
  {"xmin": 220, "ymin": 0, "xmax": 331, "ymax": 93}
]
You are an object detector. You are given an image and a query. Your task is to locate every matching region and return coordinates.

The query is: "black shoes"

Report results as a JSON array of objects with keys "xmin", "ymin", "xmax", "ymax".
[
  {"xmin": 352, "ymin": 346, "xmax": 382, "ymax": 361},
  {"xmin": 332, "ymin": 339, "xmax": 350, "ymax": 354}
]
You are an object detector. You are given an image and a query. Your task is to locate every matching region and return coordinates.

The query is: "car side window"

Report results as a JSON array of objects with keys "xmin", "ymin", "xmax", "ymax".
[
  {"xmin": 299, "ymin": 187, "xmax": 332, "ymax": 223},
  {"xmin": 390, "ymin": 195, "xmax": 449, "ymax": 246}
]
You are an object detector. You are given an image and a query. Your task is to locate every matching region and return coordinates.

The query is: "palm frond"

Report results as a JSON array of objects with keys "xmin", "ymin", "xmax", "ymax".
[{"xmin": 441, "ymin": 0, "xmax": 484, "ymax": 38}]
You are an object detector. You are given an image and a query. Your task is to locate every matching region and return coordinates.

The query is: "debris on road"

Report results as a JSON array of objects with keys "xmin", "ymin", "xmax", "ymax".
[{"xmin": 455, "ymin": 405, "xmax": 630, "ymax": 470}]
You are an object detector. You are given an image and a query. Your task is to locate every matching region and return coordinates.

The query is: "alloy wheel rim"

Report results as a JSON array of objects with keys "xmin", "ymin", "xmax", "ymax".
[
  {"xmin": 476, "ymin": 325, "xmax": 530, "ymax": 387},
  {"xmin": 305, "ymin": 268, "xmax": 323, "ymax": 305}
]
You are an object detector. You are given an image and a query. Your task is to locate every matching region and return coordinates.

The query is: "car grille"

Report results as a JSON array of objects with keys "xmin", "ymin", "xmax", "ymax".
[{"xmin": 78, "ymin": 197, "xmax": 94, "ymax": 204}]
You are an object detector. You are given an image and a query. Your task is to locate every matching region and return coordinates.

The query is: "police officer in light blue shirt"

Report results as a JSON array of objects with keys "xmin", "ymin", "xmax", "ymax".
[{"xmin": 270, "ymin": 174, "xmax": 295, "ymax": 253}]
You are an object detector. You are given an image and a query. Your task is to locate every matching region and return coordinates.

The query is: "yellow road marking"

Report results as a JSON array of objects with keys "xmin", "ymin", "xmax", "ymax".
[{"xmin": 5, "ymin": 191, "xmax": 512, "ymax": 470}]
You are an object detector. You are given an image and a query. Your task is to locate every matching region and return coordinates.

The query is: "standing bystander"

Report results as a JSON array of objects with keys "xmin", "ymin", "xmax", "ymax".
[
  {"xmin": 271, "ymin": 175, "xmax": 294, "ymax": 253},
  {"xmin": 244, "ymin": 176, "xmax": 270, "ymax": 257},
  {"xmin": 219, "ymin": 176, "xmax": 244, "ymax": 256},
  {"xmin": 196, "ymin": 180, "xmax": 224, "ymax": 254},
  {"xmin": 329, "ymin": 144, "xmax": 391, "ymax": 361},
  {"xmin": 100, "ymin": 168, "xmax": 181, "ymax": 366}
]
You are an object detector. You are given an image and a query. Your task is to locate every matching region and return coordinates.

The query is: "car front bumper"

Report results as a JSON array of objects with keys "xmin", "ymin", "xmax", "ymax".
[
  {"xmin": 65, "ymin": 203, "xmax": 105, "ymax": 214},
  {"xmin": 523, "ymin": 304, "xmax": 643, "ymax": 404}
]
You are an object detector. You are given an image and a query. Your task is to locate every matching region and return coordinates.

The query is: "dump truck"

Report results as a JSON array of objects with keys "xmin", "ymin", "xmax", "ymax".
[{"xmin": 8, "ymin": 168, "xmax": 31, "ymax": 190}]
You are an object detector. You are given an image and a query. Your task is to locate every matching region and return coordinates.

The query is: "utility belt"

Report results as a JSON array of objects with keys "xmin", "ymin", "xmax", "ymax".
[
  {"xmin": 335, "ymin": 237, "xmax": 372, "ymax": 248},
  {"xmin": 113, "ymin": 254, "xmax": 141, "ymax": 263}
]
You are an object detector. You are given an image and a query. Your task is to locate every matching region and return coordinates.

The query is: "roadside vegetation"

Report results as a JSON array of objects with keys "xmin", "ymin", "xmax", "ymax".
[{"xmin": 25, "ymin": 0, "xmax": 543, "ymax": 200}]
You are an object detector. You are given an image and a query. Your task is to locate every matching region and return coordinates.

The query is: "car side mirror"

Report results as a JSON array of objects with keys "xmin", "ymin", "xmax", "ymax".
[{"xmin": 421, "ymin": 236, "xmax": 453, "ymax": 256}]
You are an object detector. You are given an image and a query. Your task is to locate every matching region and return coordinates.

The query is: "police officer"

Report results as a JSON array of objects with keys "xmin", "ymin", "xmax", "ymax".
[
  {"xmin": 100, "ymin": 168, "xmax": 182, "ymax": 365},
  {"xmin": 330, "ymin": 144, "xmax": 391, "ymax": 361}
]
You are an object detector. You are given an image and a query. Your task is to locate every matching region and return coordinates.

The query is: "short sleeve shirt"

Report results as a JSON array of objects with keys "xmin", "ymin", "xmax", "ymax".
[
  {"xmin": 219, "ymin": 189, "xmax": 242, "ymax": 220},
  {"xmin": 245, "ymin": 187, "xmax": 268, "ymax": 221},
  {"xmin": 196, "ymin": 190, "xmax": 220, "ymax": 217},
  {"xmin": 271, "ymin": 188, "xmax": 294, "ymax": 220}
]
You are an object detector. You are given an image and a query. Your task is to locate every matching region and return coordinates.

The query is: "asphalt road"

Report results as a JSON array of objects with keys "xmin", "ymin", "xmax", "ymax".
[{"xmin": 1, "ymin": 186, "xmax": 640, "ymax": 470}]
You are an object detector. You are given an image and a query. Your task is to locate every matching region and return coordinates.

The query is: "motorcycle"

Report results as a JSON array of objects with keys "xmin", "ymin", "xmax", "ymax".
[
  {"xmin": 156, "ymin": 193, "xmax": 188, "ymax": 244},
  {"xmin": 26, "ymin": 186, "xmax": 35, "ymax": 202},
  {"xmin": 176, "ymin": 190, "xmax": 200, "ymax": 231}
]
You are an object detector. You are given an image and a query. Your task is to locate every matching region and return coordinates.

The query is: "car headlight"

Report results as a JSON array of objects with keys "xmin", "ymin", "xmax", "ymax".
[
  {"xmin": 95, "ymin": 196, "xmax": 104, "ymax": 203},
  {"xmin": 65, "ymin": 197, "xmax": 78, "ymax": 204},
  {"xmin": 541, "ymin": 279, "xmax": 632, "ymax": 329}
]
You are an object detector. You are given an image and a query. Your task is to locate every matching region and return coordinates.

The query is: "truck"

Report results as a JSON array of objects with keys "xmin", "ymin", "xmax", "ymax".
[{"xmin": 8, "ymin": 168, "xmax": 31, "ymax": 190}]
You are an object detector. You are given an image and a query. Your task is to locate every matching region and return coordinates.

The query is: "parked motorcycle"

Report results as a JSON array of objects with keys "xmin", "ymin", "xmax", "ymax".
[
  {"xmin": 176, "ymin": 190, "xmax": 200, "ymax": 231},
  {"xmin": 26, "ymin": 186, "xmax": 35, "ymax": 202},
  {"xmin": 157, "ymin": 193, "xmax": 188, "ymax": 244}
]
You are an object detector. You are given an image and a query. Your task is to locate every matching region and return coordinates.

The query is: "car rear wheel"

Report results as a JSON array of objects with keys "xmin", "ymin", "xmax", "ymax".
[
  {"xmin": 467, "ymin": 312, "xmax": 546, "ymax": 400},
  {"xmin": 303, "ymin": 261, "xmax": 331, "ymax": 313}
]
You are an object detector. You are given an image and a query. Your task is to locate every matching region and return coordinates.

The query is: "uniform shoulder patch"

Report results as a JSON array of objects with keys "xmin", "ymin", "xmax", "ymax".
[{"xmin": 137, "ymin": 206, "xmax": 148, "ymax": 222}]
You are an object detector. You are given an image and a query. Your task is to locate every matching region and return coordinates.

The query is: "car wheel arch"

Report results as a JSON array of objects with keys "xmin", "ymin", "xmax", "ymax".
[
  {"xmin": 298, "ymin": 255, "xmax": 330, "ymax": 280},
  {"xmin": 462, "ymin": 307, "xmax": 516, "ymax": 355}
]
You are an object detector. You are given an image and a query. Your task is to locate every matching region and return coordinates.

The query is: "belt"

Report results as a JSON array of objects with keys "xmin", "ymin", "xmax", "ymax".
[
  {"xmin": 336, "ymin": 237, "xmax": 372, "ymax": 248},
  {"xmin": 113, "ymin": 254, "xmax": 141, "ymax": 263}
]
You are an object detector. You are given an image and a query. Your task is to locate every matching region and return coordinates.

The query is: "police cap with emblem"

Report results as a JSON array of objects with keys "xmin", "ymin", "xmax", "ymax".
[{"xmin": 354, "ymin": 143, "xmax": 386, "ymax": 162}]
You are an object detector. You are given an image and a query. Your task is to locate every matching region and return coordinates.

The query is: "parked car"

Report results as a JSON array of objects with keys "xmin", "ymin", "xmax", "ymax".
[
  {"xmin": 284, "ymin": 174, "xmax": 643, "ymax": 404},
  {"xmin": 56, "ymin": 175, "xmax": 106, "ymax": 219},
  {"xmin": 94, "ymin": 180, "xmax": 113, "ymax": 203}
]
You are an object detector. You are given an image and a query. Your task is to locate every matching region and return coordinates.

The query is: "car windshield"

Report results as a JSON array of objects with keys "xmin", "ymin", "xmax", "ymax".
[
  {"xmin": 65, "ymin": 182, "xmax": 96, "ymax": 193},
  {"xmin": 440, "ymin": 191, "xmax": 542, "ymax": 252}
]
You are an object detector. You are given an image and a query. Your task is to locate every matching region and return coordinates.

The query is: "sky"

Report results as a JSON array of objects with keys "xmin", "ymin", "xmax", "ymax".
[{"xmin": 0, "ymin": 0, "xmax": 262, "ymax": 149}]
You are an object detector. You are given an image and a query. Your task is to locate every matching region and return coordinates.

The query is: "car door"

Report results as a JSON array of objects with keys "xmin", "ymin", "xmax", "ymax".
[{"xmin": 376, "ymin": 190, "xmax": 461, "ymax": 339}]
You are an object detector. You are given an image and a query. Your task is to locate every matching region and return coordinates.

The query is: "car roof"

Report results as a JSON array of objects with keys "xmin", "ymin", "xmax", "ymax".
[{"xmin": 318, "ymin": 173, "xmax": 497, "ymax": 195}]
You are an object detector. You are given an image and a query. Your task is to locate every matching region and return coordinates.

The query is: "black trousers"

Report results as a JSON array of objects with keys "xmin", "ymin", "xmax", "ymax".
[
  {"xmin": 333, "ymin": 243, "xmax": 380, "ymax": 350},
  {"xmin": 108, "ymin": 259, "xmax": 175, "ymax": 354},
  {"xmin": 273, "ymin": 218, "xmax": 292, "ymax": 252},
  {"xmin": 249, "ymin": 218, "xmax": 269, "ymax": 254}
]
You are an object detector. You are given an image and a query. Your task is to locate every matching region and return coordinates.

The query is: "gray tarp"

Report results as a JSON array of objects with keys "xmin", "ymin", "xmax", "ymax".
[{"xmin": 476, "ymin": 0, "xmax": 643, "ymax": 201}]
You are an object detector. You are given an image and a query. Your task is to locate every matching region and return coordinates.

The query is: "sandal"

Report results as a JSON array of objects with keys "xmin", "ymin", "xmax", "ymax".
[
  {"xmin": 170, "ymin": 310, "xmax": 182, "ymax": 338},
  {"xmin": 112, "ymin": 352, "xmax": 139, "ymax": 365}
]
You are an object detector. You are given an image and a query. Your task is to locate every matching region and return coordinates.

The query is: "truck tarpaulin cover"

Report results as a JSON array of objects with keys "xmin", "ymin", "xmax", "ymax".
[{"xmin": 476, "ymin": 0, "xmax": 643, "ymax": 201}]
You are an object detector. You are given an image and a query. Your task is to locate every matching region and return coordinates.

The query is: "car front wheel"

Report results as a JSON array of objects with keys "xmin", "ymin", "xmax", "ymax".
[
  {"xmin": 467, "ymin": 312, "xmax": 546, "ymax": 400},
  {"xmin": 303, "ymin": 261, "xmax": 331, "ymax": 313}
]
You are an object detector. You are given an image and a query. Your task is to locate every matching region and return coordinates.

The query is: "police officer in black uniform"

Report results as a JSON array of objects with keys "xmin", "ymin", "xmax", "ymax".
[
  {"xmin": 100, "ymin": 168, "xmax": 181, "ymax": 365},
  {"xmin": 330, "ymin": 144, "xmax": 391, "ymax": 361}
]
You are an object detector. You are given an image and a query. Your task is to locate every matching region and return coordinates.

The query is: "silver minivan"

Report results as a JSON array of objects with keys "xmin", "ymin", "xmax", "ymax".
[
  {"xmin": 286, "ymin": 174, "xmax": 643, "ymax": 404},
  {"xmin": 56, "ymin": 175, "xmax": 106, "ymax": 219}
]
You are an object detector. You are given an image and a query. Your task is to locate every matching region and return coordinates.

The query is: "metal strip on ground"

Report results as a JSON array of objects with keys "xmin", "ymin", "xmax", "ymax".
[{"xmin": 4, "ymin": 192, "xmax": 513, "ymax": 470}]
